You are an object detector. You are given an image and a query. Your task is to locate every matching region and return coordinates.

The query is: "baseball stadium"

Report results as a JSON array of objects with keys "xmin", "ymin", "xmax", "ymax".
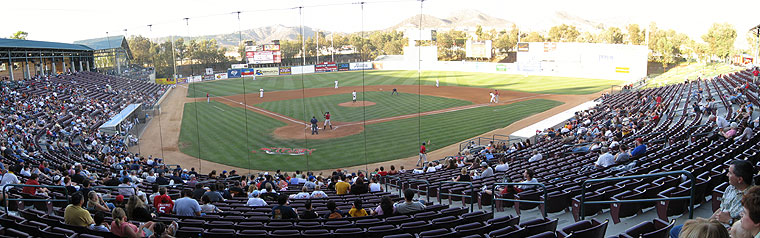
[{"xmin": 1, "ymin": 0, "xmax": 760, "ymax": 237}]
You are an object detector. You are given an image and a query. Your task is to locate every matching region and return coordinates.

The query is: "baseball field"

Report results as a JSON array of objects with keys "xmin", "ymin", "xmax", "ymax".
[{"xmin": 140, "ymin": 70, "xmax": 620, "ymax": 172}]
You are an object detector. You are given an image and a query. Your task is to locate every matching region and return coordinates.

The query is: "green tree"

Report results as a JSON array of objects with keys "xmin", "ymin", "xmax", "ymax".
[
  {"xmin": 548, "ymin": 24, "xmax": 579, "ymax": 42},
  {"xmin": 701, "ymin": 22, "xmax": 737, "ymax": 60},
  {"xmin": 648, "ymin": 23, "xmax": 690, "ymax": 68},
  {"xmin": 475, "ymin": 25, "xmax": 484, "ymax": 40},
  {"xmin": 626, "ymin": 24, "xmax": 645, "ymax": 45},
  {"xmin": 127, "ymin": 35, "xmax": 154, "ymax": 67},
  {"xmin": 522, "ymin": 32, "xmax": 545, "ymax": 42},
  {"xmin": 746, "ymin": 33, "xmax": 759, "ymax": 57},
  {"xmin": 600, "ymin": 27, "xmax": 625, "ymax": 44},
  {"xmin": 577, "ymin": 32, "xmax": 598, "ymax": 43},
  {"xmin": 9, "ymin": 31, "xmax": 28, "ymax": 40},
  {"xmin": 493, "ymin": 25, "xmax": 519, "ymax": 53}
]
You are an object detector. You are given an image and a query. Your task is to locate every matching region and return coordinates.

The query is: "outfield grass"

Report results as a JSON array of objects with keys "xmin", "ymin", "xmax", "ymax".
[
  {"xmin": 186, "ymin": 70, "xmax": 620, "ymax": 98},
  {"xmin": 255, "ymin": 91, "xmax": 473, "ymax": 122},
  {"xmin": 178, "ymin": 99, "xmax": 563, "ymax": 171},
  {"xmin": 647, "ymin": 62, "xmax": 744, "ymax": 88}
]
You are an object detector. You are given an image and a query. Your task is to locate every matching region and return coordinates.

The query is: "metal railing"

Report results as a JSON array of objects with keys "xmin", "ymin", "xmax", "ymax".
[
  {"xmin": 490, "ymin": 182, "xmax": 547, "ymax": 217},
  {"xmin": 579, "ymin": 170, "xmax": 695, "ymax": 220},
  {"xmin": 406, "ymin": 179, "xmax": 431, "ymax": 203},
  {"xmin": 3, "ymin": 184, "xmax": 70, "ymax": 214},
  {"xmin": 383, "ymin": 175, "xmax": 402, "ymax": 197},
  {"xmin": 437, "ymin": 181, "xmax": 475, "ymax": 212},
  {"xmin": 459, "ymin": 137, "xmax": 509, "ymax": 152},
  {"xmin": 493, "ymin": 134, "xmax": 509, "ymax": 143},
  {"xmin": 92, "ymin": 185, "xmax": 139, "ymax": 202}
]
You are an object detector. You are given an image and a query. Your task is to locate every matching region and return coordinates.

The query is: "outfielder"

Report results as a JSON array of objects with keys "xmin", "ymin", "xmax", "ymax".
[
  {"xmin": 334, "ymin": 80, "xmax": 339, "ymax": 89},
  {"xmin": 260, "ymin": 88, "xmax": 264, "ymax": 98},
  {"xmin": 206, "ymin": 93, "xmax": 210, "ymax": 103},
  {"xmin": 310, "ymin": 116, "xmax": 319, "ymax": 135},
  {"xmin": 323, "ymin": 111, "xmax": 332, "ymax": 130},
  {"xmin": 352, "ymin": 90, "xmax": 357, "ymax": 103},
  {"xmin": 416, "ymin": 142, "xmax": 427, "ymax": 167},
  {"xmin": 435, "ymin": 79, "xmax": 439, "ymax": 88}
]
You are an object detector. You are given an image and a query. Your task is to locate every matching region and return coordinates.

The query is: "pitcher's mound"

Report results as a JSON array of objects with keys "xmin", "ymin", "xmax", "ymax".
[{"xmin": 338, "ymin": 101, "xmax": 376, "ymax": 107}]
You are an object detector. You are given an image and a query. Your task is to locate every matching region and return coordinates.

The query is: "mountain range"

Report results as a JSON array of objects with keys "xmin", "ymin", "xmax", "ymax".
[{"xmin": 158, "ymin": 9, "xmax": 616, "ymax": 49}]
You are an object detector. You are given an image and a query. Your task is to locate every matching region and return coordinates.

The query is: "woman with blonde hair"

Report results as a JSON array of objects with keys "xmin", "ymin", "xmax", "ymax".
[
  {"xmin": 86, "ymin": 191, "xmax": 110, "ymax": 212},
  {"xmin": 678, "ymin": 218, "xmax": 729, "ymax": 238},
  {"xmin": 111, "ymin": 207, "xmax": 153, "ymax": 238},
  {"xmin": 453, "ymin": 168, "xmax": 471, "ymax": 182},
  {"xmin": 126, "ymin": 195, "xmax": 153, "ymax": 222}
]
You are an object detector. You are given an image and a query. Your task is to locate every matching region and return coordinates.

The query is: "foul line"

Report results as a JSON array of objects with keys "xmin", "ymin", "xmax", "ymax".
[{"xmin": 179, "ymin": 85, "xmax": 308, "ymax": 126}]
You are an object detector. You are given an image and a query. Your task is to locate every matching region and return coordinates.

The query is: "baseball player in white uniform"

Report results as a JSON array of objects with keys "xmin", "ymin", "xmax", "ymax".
[
  {"xmin": 352, "ymin": 90, "xmax": 357, "ymax": 103},
  {"xmin": 260, "ymin": 88, "xmax": 264, "ymax": 98},
  {"xmin": 334, "ymin": 80, "xmax": 339, "ymax": 89}
]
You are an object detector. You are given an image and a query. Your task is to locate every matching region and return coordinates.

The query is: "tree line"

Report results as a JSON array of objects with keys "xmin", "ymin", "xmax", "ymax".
[{"xmin": 128, "ymin": 21, "xmax": 747, "ymax": 78}]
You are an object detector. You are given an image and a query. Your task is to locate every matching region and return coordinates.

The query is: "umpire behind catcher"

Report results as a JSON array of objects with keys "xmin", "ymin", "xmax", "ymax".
[{"xmin": 311, "ymin": 116, "xmax": 319, "ymax": 135}]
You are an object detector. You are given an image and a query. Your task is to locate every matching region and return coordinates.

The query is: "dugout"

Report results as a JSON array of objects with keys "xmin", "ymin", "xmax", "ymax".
[{"xmin": 0, "ymin": 38, "xmax": 94, "ymax": 80}]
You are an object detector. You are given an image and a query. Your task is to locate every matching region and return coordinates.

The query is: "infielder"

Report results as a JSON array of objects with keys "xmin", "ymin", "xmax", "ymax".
[
  {"xmin": 323, "ymin": 111, "xmax": 332, "ymax": 130},
  {"xmin": 310, "ymin": 116, "xmax": 319, "ymax": 135},
  {"xmin": 416, "ymin": 142, "xmax": 427, "ymax": 167},
  {"xmin": 260, "ymin": 88, "xmax": 264, "ymax": 98},
  {"xmin": 435, "ymin": 79, "xmax": 439, "ymax": 88},
  {"xmin": 391, "ymin": 88, "xmax": 399, "ymax": 96},
  {"xmin": 489, "ymin": 92, "xmax": 496, "ymax": 103},
  {"xmin": 352, "ymin": 90, "xmax": 357, "ymax": 103},
  {"xmin": 494, "ymin": 89, "xmax": 499, "ymax": 103},
  {"xmin": 334, "ymin": 80, "xmax": 339, "ymax": 89},
  {"xmin": 206, "ymin": 93, "xmax": 210, "ymax": 103}
]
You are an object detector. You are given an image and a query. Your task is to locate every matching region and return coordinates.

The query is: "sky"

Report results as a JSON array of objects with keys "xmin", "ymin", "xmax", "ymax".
[{"xmin": 2, "ymin": 0, "xmax": 759, "ymax": 48}]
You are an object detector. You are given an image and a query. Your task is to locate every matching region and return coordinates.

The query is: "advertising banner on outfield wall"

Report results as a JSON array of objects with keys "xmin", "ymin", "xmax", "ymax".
[
  {"xmin": 350, "ymin": 62, "xmax": 373, "ymax": 70},
  {"xmin": 231, "ymin": 64, "xmax": 247, "ymax": 69},
  {"xmin": 279, "ymin": 67, "xmax": 291, "ymax": 75},
  {"xmin": 315, "ymin": 62, "xmax": 337, "ymax": 73},
  {"xmin": 215, "ymin": 73, "xmax": 228, "ymax": 79},
  {"xmin": 241, "ymin": 68, "xmax": 256, "ymax": 77},
  {"xmin": 155, "ymin": 78, "xmax": 176, "ymax": 85},
  {"xmin": 338, "ymin": 63, "xmax": 350, "ymax": 71},
  {"xmin": 176, "ymin": 77, "xmax": 187, "ymax": 84},
  {"xmin": 227, "ymin": 69, "xmax": 242, "ymax": 78},
  {"xmin": 255, "ymin": 67, "xmax": 279, "ymax": 76}
]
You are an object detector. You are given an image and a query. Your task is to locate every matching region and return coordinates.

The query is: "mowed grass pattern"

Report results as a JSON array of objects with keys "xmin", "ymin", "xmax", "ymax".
[
  {"xmin": 187, "ymin": 70, "xmax": 620, "ymax": 98},
  {"xmin": 178, "ymin": 99, "xmax": 563, "ymax": 171},
  {"xmin": 255, "ymin": 91, "xmax": 473, "ymax": 122}
]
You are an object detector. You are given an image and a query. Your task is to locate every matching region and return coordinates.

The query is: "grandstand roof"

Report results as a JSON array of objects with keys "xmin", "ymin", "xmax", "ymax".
[
  {"xmin": 0, "ymin": 38, "xmax": 93, "ymax": 51},
  {"xmin": 73, "ymin": 35, "xmax": 127, "ymax": 51}
]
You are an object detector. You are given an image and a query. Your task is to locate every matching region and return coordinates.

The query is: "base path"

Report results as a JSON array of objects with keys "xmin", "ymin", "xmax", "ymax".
[{"xmin": 137, "ymin": 84, "xmax": 604, "ymax": 174}]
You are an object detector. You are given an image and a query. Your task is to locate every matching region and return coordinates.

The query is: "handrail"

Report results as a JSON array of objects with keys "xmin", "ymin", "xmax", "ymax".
[
  {"xmin": 3, "ymin": 184, "xmax": 70, "ymax": 214},
  {"xmin": 383, "ymin": 175, "xmax": 402, "ymax": 197},
  {"xmin": 491, "ymin": 182, "xmax": 547, "ymax": 217},
  {"xmin": 92, "ymin": 185, "xmax": 140, "ymax": 201},
  {"xmin": 493, "ymin": 134, "xmax": 509, "ymax": 143},
  {"xmin": 406, "ymin": 179, "xmax": 431, "ymax": 203},
  {"xmin": 579, "ymin": 170, "xmax": 695, "ymax": 221},
  {"xmin": 437, "ymin": 181, "xmax": 475, "ymax": 212}
]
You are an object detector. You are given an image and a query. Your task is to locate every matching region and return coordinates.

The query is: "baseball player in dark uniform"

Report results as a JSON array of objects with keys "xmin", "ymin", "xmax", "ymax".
[
  {"xmin": 392, "ymin": 88, "xmax": 399, "ymax": 96},
  {"xmin": 310, "ymin": 116, "xmax": 319, "ymax": 135}
]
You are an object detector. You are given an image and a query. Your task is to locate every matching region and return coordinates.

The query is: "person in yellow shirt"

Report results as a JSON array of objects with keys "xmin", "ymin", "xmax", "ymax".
[
  {"xmin": 64, "ymin": 192, "xmax": 94, "ymax": 227},
  {"xmin": 348, "ymin": 199, "xmax": 368, "ymax": 217},
  {"xmin": 335, "ymin": 175, "xmax": 350, "ymax": 195}
]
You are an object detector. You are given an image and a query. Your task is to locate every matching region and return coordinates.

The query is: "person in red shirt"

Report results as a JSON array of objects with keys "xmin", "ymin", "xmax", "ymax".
[
  {"xmin": 416, "ymin": 143, "xmax": 427, "ymax": 167},
  {"xmin": 656, "ymin": 95, "xmax": 662, "ymax": 106},
  {"xmin": 753, "ymin": 68, "xmax": 759, "ymax": 83},
  {"xmin": 323, "ymin": 111, "xmax": 332, "ymax": 130},
  {"xmin": 377, "ymin": 166, "xmax": 388, "ymax": 176},
  {"xmin": 23, "ymin": 174, "xmax": 48, "ymax": 195},
  {"xmin": 155, "ymin": 195, "xmax": 174, "ymax": 214},
  {"xmin": 153, "ymin": 187, "xmax": 174, "ymax": 211},
  {"xmin": 494, "ymin": 90, "xmax": 500, "ymax": 103}
]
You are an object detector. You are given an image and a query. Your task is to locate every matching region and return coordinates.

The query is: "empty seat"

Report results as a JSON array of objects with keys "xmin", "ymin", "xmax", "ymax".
[
  {"xmin": 236, "ymin": 229, "xmax": 268, "ymax": 238},
  {"xmin": 621, "ymin": 218, "xmax": 674, "ymax": 238},
  {"xmin": 203, "ymin": 228, "xmax": 237, "ymax": 238},
  {"xmin": 489, "ymin": 225, "xmax": 528, "ymax": 238},
  {"xmin": 333, "ymin": 228, "xmax": 365, "ymax": 238},
  {"xmin": 176, "ymin": 226, "xmax": 204, "ymax": 237},
  {"xmin": 269, "ymin": 229, "xmax": 301, "ymax": 237},
  {"xmin": 520, "ymin": 218, "xmax": 558, "ymax": 237},
  {"xmin": 418, "ymin": 228, "xmax": 456, "ymax": 238},
  {"xmin": 399, "ymin": 220, "xmax": 432, "ymax": 234},
  {"xmin": 454, "ymin": 222, "xmax": 490, "ymax": 237},
  {"xmin": 302, "ymin": 229, "xmax": 331, "ymax": 238},
  {"xmin": 557, "ymin": 218, "xmax": 608, "ymax": 238}
]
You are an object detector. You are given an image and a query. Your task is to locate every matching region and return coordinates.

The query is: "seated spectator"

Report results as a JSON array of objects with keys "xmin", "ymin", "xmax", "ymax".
[
  {"xmin": 324, "ymin": 201, "xmax": 344, "ymax": 219},
  {"xmin": 118, "ymin": 177, "xmax": 136, "ymax": 197},
  {"xmin": 733, "ymin": 186, "xmax": 760, "ymax": 238},
  {"xmin": 203, "ymin": 184, "xmax": 224, "ymax": 202},
  {"xmin": 388, "ymin": 165, "xmax": 398, "ymax": 175},
  {"xmin": 304, "ymin": 177, "xmax": 317, "ymax": 190},
  {"xmin": 480, "ymin": 162, "xmax": 494, "ymax": 178},
  {"xmin": 200, "ymin": 194, "xmax": 222, "ymax": 214},
  {"xmin": 614, "ymin": 144, "xmax": 631, "ymax": 164},
  {"xmin": 89, "ymin": 211, "xmax": 110, "ymax": 232},
  {"xmin": 261, "ymin": 183, "xmax": 279, "ymax": 201},
  {"xmin": 528, "ymin": 150, "xmax": 542, "ymax": 162},
  {"xmin": 64, "ymin": 192, "xmax": 94, "ymax": 227},
  {"xmin": 736, "ymin": 122, "xmax": 753, "ymax": 141},
  {"xmin": 155, "ymin": 194, "xmax": 174, "ymax": 215},
  {"xmin": 111, "ymin": 207, "xmax": 153, "ymax": 238},
  {"xmin": 679, "ymin": 218, "xmax": 729, "ymax": 238},
  {"xmin": 494, "ymin": 159, "xmax": 509, "ymax": 172},
  {"xmin": 310, "ymin": 185, "xmax": 328, "ymax": 199},
  {"xmin": 349, "ymin": 199, "xmax": 368, "ymax": 217},
  {"xmin": 394, "ymin": 189, "xmax": 425, "ymax": 215},
  {"xmin": 153, "ymin": 187, "xmax": 171, "ymax": 210},
  {"xmin": 368, "ymin": 178, "xmax": 383, "ymax": 192},
  {"xmin": 23, "ymin": 173, "xmax": 49, "ymax": 196},
  {"xmin": 86, "ymin": 191, "xmax": 111, "ymax": 212},
  {"xmin": 335, "ymin": 175, "xmax": 350, "ymax": 195},
  {"xmin": 351, "ymin": 177, "xmax": 369, "ymax": 195},
  {"xmin": 301, "ymin": 201, "xmax": 319, "ymax": 219},
  {"xmin": 630, "ymin": 138, "xmax": 647, "ymax": 157},
  {"xmin": 126, "ymin": 195, "xmax": 153, "ymax": 222},
  {"xmin": 595, "ymin": 147, "xmax": 615, "ymax": 169},
  {"xmin": 173, "ymin": 189, "xmax": 201, "ymax": 217},
  {"xmin": 719, "ymin": 122, "xmax": 739, "ymax": 139},
  {"xmin": 272, "ymin": 194, "xmax": 298, "ymax": 220},
  {"xmin": 378, "ymin": 166, "xmax": 388, "ymax": 176},
  {"xmin": 453, "ymin": 168, "xmax": 471, "ymax": 182},
  {"xmin": 425, "ymin": 162, "xmax": 437, "ymax": 173},
  {"xmin": 371, "ymin": 196, "xmax": 396, "ymax": 216},
  {"xmin": 291, "ymin": 186, "xmax": 311, "ymax": 199},
  {"xmin": 247, "ymin": 190, "xmax": 268, "ymax": 207}
]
